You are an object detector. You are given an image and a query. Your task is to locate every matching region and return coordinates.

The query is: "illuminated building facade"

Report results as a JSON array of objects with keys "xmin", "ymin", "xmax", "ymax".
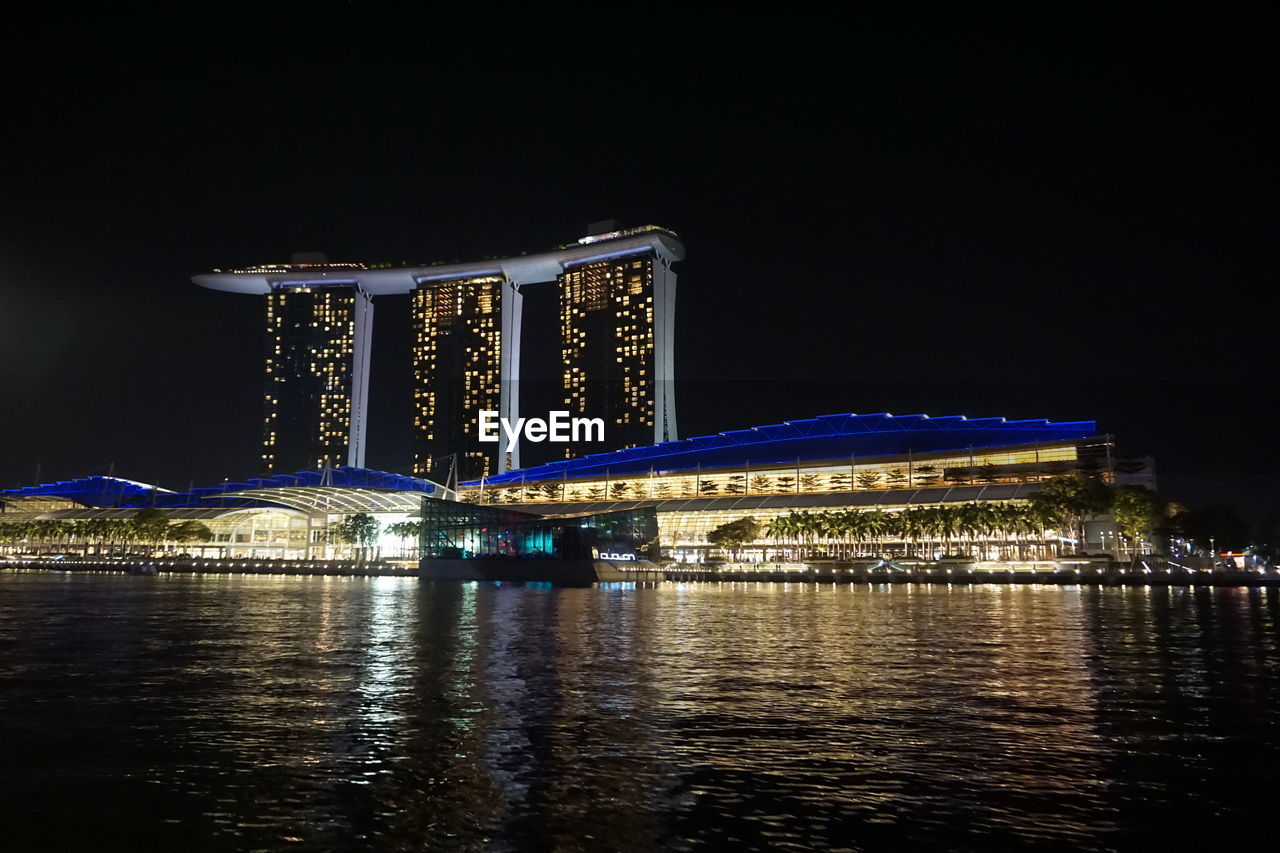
[
  {"xmin": 192, "ymin": 226, "xmax": 683, "ymax": 475},
  {"xmin": 411, "ymin": 275, "xmax": 505, "ymax": 482},
  {"xmin": 461, "ymin": 412, "xmax": 1145, "ymax": 562},
  {"xmin": 559, "ymin": 246, "xmax": 677, "ymax": 457},
  {"xmin": 263, "ymin": 283, "xmax": 373, "ymax": 474},
  {"xmin": 1, "ymin": 416, "xmax": 1164, "ymax": 568},
  {"xmin": 0, "ymin": 467, "xmax": 443, "ymax": 561}
]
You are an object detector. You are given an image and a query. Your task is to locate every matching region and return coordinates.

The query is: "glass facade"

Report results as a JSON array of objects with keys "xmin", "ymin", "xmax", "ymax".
[
  {"xmin": 467, "ymin": 440, "xmax": 1101, "ymax": 506},
  {"xmin": 263, "ymin": 284, "xmax": 358, "ymax": 474},
  {"xmin": 420, "ymin": 498, "xmax": 658, "ymax": 562},
  {"xmin": 411, "ymin": 276, "xmax": 504, "ymax": 482},
  {"xmin": 657, "ymin": 504, "xmax": 1059, "ymax": 563}
]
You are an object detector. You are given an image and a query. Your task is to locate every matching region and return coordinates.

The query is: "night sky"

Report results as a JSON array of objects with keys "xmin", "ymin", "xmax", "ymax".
[{"xmin": 1, "ymin": 8, "xmax": 1274, "ymax": 519}]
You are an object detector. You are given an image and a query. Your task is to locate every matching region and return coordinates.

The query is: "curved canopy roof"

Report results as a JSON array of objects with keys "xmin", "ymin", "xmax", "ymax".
[
  {"xmin": 2, "ymin": 467, "xmax": 442, "ymax": 512},
  {"xmin": 22, "ymin": 507, "xmax": 305, "ymax": 522},
  {"xmin": 193, "ymin": 226, "xmax": 683, "ymax": 295},
  {"xmin": 0, "ymin": 476, "xmax": 175, "ymax": 508},
  {"xmin": 469, "ymin": 413, "xmax": 1098, "ymax": 486},
  {"xmin": 215, "ymin": 487, "xmax": 429, "ymax": 514}
]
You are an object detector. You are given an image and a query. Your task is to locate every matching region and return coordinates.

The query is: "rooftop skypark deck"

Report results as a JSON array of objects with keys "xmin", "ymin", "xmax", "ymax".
[{"xmin": 193, "ymin": 226, "xmax": 684, "ymax": 294}]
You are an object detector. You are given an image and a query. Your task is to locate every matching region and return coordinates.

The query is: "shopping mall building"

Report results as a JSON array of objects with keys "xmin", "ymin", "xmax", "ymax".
[
  {"xmin": 0, "ymin": 412, "xmax": 1149, "ymax": 564},
  {"xmin": 0, "ymin": 469, "xmax": 443, "ymax": 562},
  {"xmin": 463, "ymin": 411, "xmax": 1145, "ymax": 561}
]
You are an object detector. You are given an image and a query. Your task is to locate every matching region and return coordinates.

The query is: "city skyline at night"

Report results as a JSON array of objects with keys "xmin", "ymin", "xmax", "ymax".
[
  {"xmin": 3, "ymin": 8, "xmax": 1280, "ymax": 849},
  {"xmin": 2, "ymin": 6, "xmax": 1275, "ymax": 523}
]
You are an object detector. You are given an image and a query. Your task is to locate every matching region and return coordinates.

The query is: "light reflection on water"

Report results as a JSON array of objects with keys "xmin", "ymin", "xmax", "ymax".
[{"xmin": 2, "ymin": 574, "xmax": 1279, "ymax": 851}]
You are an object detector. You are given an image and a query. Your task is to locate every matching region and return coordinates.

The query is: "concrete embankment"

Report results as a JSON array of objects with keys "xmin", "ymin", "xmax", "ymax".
[
  {"xmin": 664, "ymin": 564, "xmax": 1279, "ymax": 587},
  {"xmin": 3, "ymin": 559, "xmax": 1275, "ymax": 587},
  {"xmin": 0, "ymin": 558, "xmax": 418, "ymax": 577}
]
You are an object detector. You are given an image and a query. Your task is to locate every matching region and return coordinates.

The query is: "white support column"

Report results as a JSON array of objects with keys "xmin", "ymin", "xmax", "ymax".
[
  {"xmin": 498, "ymin": 277, "xmax": 524, "ymax": 471},
  {"xmin": 347, "ymin": 288, "xmax": 374, "ymax": 468},
  {"xmin": 652, "ymin": 257, "xmax": 678, "ymax": 443}
]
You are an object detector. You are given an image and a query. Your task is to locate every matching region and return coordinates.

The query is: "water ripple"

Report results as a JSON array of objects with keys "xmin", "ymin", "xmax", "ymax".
[{"xmin": 2, "ymin": 575, "xmax": 1279, "ymax": 850}]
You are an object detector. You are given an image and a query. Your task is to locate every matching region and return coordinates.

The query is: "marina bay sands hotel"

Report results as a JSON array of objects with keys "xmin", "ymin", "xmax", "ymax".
[{"xmin": 193, "ymin": 224, "xmax": 683, "ymax": 482}]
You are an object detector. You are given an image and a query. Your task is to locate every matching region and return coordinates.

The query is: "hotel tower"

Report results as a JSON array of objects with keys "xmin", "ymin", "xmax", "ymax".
[
  {"xmin": 559, "ymin": 248, "xmax": 677, "ymax": 457},
  {"xmin": 410, "ymin": 275, "xmax": 507, "ymax": 482},
  {"xmin": 193, "ymin": 226, "xmax": 683, "ymax": 478},
  {"xmin": 262, "ymin": 282, "xmax": 373, "ymax": 474}
]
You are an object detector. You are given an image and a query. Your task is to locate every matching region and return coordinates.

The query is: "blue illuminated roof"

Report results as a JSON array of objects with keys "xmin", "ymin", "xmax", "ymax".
[
  {"xmin": 468, "ymin": 413, "xmax": 1098, "ymax": 486},
  {"xmin": 1, "ymin": 467, "xmax": 437, "ymax": 510},
  {"xmin": 0, "ymin": 476, "xmax": 176, "ymax": 508}
]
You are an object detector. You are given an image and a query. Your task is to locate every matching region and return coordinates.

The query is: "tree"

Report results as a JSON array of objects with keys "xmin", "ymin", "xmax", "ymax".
[
  {"xmin": 1172, "ymin": 504, "xmax": 1252, "ymax": 555},
  {"xmin": 775, "ymin": 475, "xmax": 797, "ymax": 494},
  {"xmin": 1248, "ymin": 514, "xmax": 1279, "ymax": 565},
  {"xmin": 698, "ymin": 479, "xmax": 720, "ymax": 497},
  {"xmin": 884, "ymin": 469, "xmax": 908, "ymax": 489},
  {"xmin": 749, "ymin": 474, "xmax": 773, "ymax": 494},
  {"xmin": 827, "ymin": 472, "xmax": 851, "ymax": 493},
  {"xmin": 855, "ymin": 471, "xmax": 882, "ymax": 490},
  {"xmin": 169, "ymin": 520, "xmax": 213, "ymax": 549},
  {"xmin": 384, "ymin": 520, "xmax": 422, "ymax": 557},
  {"xmin": 861, "ymin": 510, "xmax": 891, "ymax": 554},
  {"xmin": 913, "ymin": 465, "xmax": 939, "ymax": 487},
  {"xmin": 609, "ymin": 481, "xmax": 633, "ymax": 500},
  {"xmin": 334, "ymin": 513, "xmax": 381, "ymax": 563},
  {"xmin": 976, "ymin": 463, "xmax": 1001, "ymax": 484},
  {"xmin": 724, "ymin": 474, "xmax": 746, "ymax": 495},
  {"xmin": 897, "ymin": 507, "xmax": 926, "ymax": 557},
  {"xmin": 132, "ymin": 508, "xmax": 170, "ymax": 552},
  {"xmin": 1031, "ymin": 473, "xmax": 1113, "ymax": 554},
  {"xmin": 1112, "ymin": 486, "xmax": 1164, "ymax": 559},
  {"xmin": 765, "ymin": 514, "xmax": 794, "ymax": 558},
  {"xmin": 706, "ymin": 516, "xmax": 762, "ymax": 561}
]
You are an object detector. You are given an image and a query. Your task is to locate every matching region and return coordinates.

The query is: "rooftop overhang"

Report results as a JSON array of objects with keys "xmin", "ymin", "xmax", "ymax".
[
  {"xmin": 193, "ymin": 229, "xmax": 684, "ymax": 296},
  {"xmin": 467, "ymin": 414, "xmax": 1102, "ymax": 486},
  {"xmin": 27, "ymin": 506, "xmax": 308, "ymax": 522},
  {"xmin": 215, "ymin": 487, "xmax": 441, "ymax": 514}
]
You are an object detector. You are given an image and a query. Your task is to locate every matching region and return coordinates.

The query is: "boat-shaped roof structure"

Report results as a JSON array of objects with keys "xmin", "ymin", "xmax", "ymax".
[{"xmin": 193, "ymin": 225, "xmax": 684, "ymax": 294}]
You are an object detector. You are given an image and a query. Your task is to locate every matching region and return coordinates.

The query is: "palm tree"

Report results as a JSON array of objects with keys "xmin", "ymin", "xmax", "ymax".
[
  {"xmin": 841, "ymin": 510, "xmax": 869, "ymax": 558},
  {"xmin": 131, "ymin": 509, "xmax": 170, "ymax": 554},
  {"xmin": 765, "ymin": 514, "xmax": 790, "ymax": 560},
  {"xmin": 934, "ymin": 506, "xmax": 959, "ymax": 555},
  {"xmin": 862, "ymin": 510, "xmax": 892, "ymax": 556},
  {"xmin": 897, "ymin": 507, "xmax": 924, "ymax": 558},
  {"xmin": 384, "ymin": 520, "xmax": 423, "ymax": 558}
]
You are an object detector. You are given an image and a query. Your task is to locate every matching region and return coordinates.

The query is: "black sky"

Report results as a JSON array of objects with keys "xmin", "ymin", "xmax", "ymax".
[{"xmin": 1, "ymin": 6, "xmax": 1275, "ymax": 518}]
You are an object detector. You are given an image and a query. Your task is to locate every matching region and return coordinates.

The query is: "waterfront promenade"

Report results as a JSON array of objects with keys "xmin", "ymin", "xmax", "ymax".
[{"xmin": 2, "ymin": 557, "xmax": 1275, "ymax": 587}]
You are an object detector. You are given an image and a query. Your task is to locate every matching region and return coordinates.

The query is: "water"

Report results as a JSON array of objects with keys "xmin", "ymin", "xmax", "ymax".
[{"xmin": 2, "ymin": 573, "xmax": 1279, "ymax": 851}]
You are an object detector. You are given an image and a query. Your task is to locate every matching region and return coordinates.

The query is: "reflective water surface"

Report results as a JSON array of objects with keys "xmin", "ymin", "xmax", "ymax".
[{"xmin": 2, "ymin": 573, "xmax": 1279, "ymax": 851}]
